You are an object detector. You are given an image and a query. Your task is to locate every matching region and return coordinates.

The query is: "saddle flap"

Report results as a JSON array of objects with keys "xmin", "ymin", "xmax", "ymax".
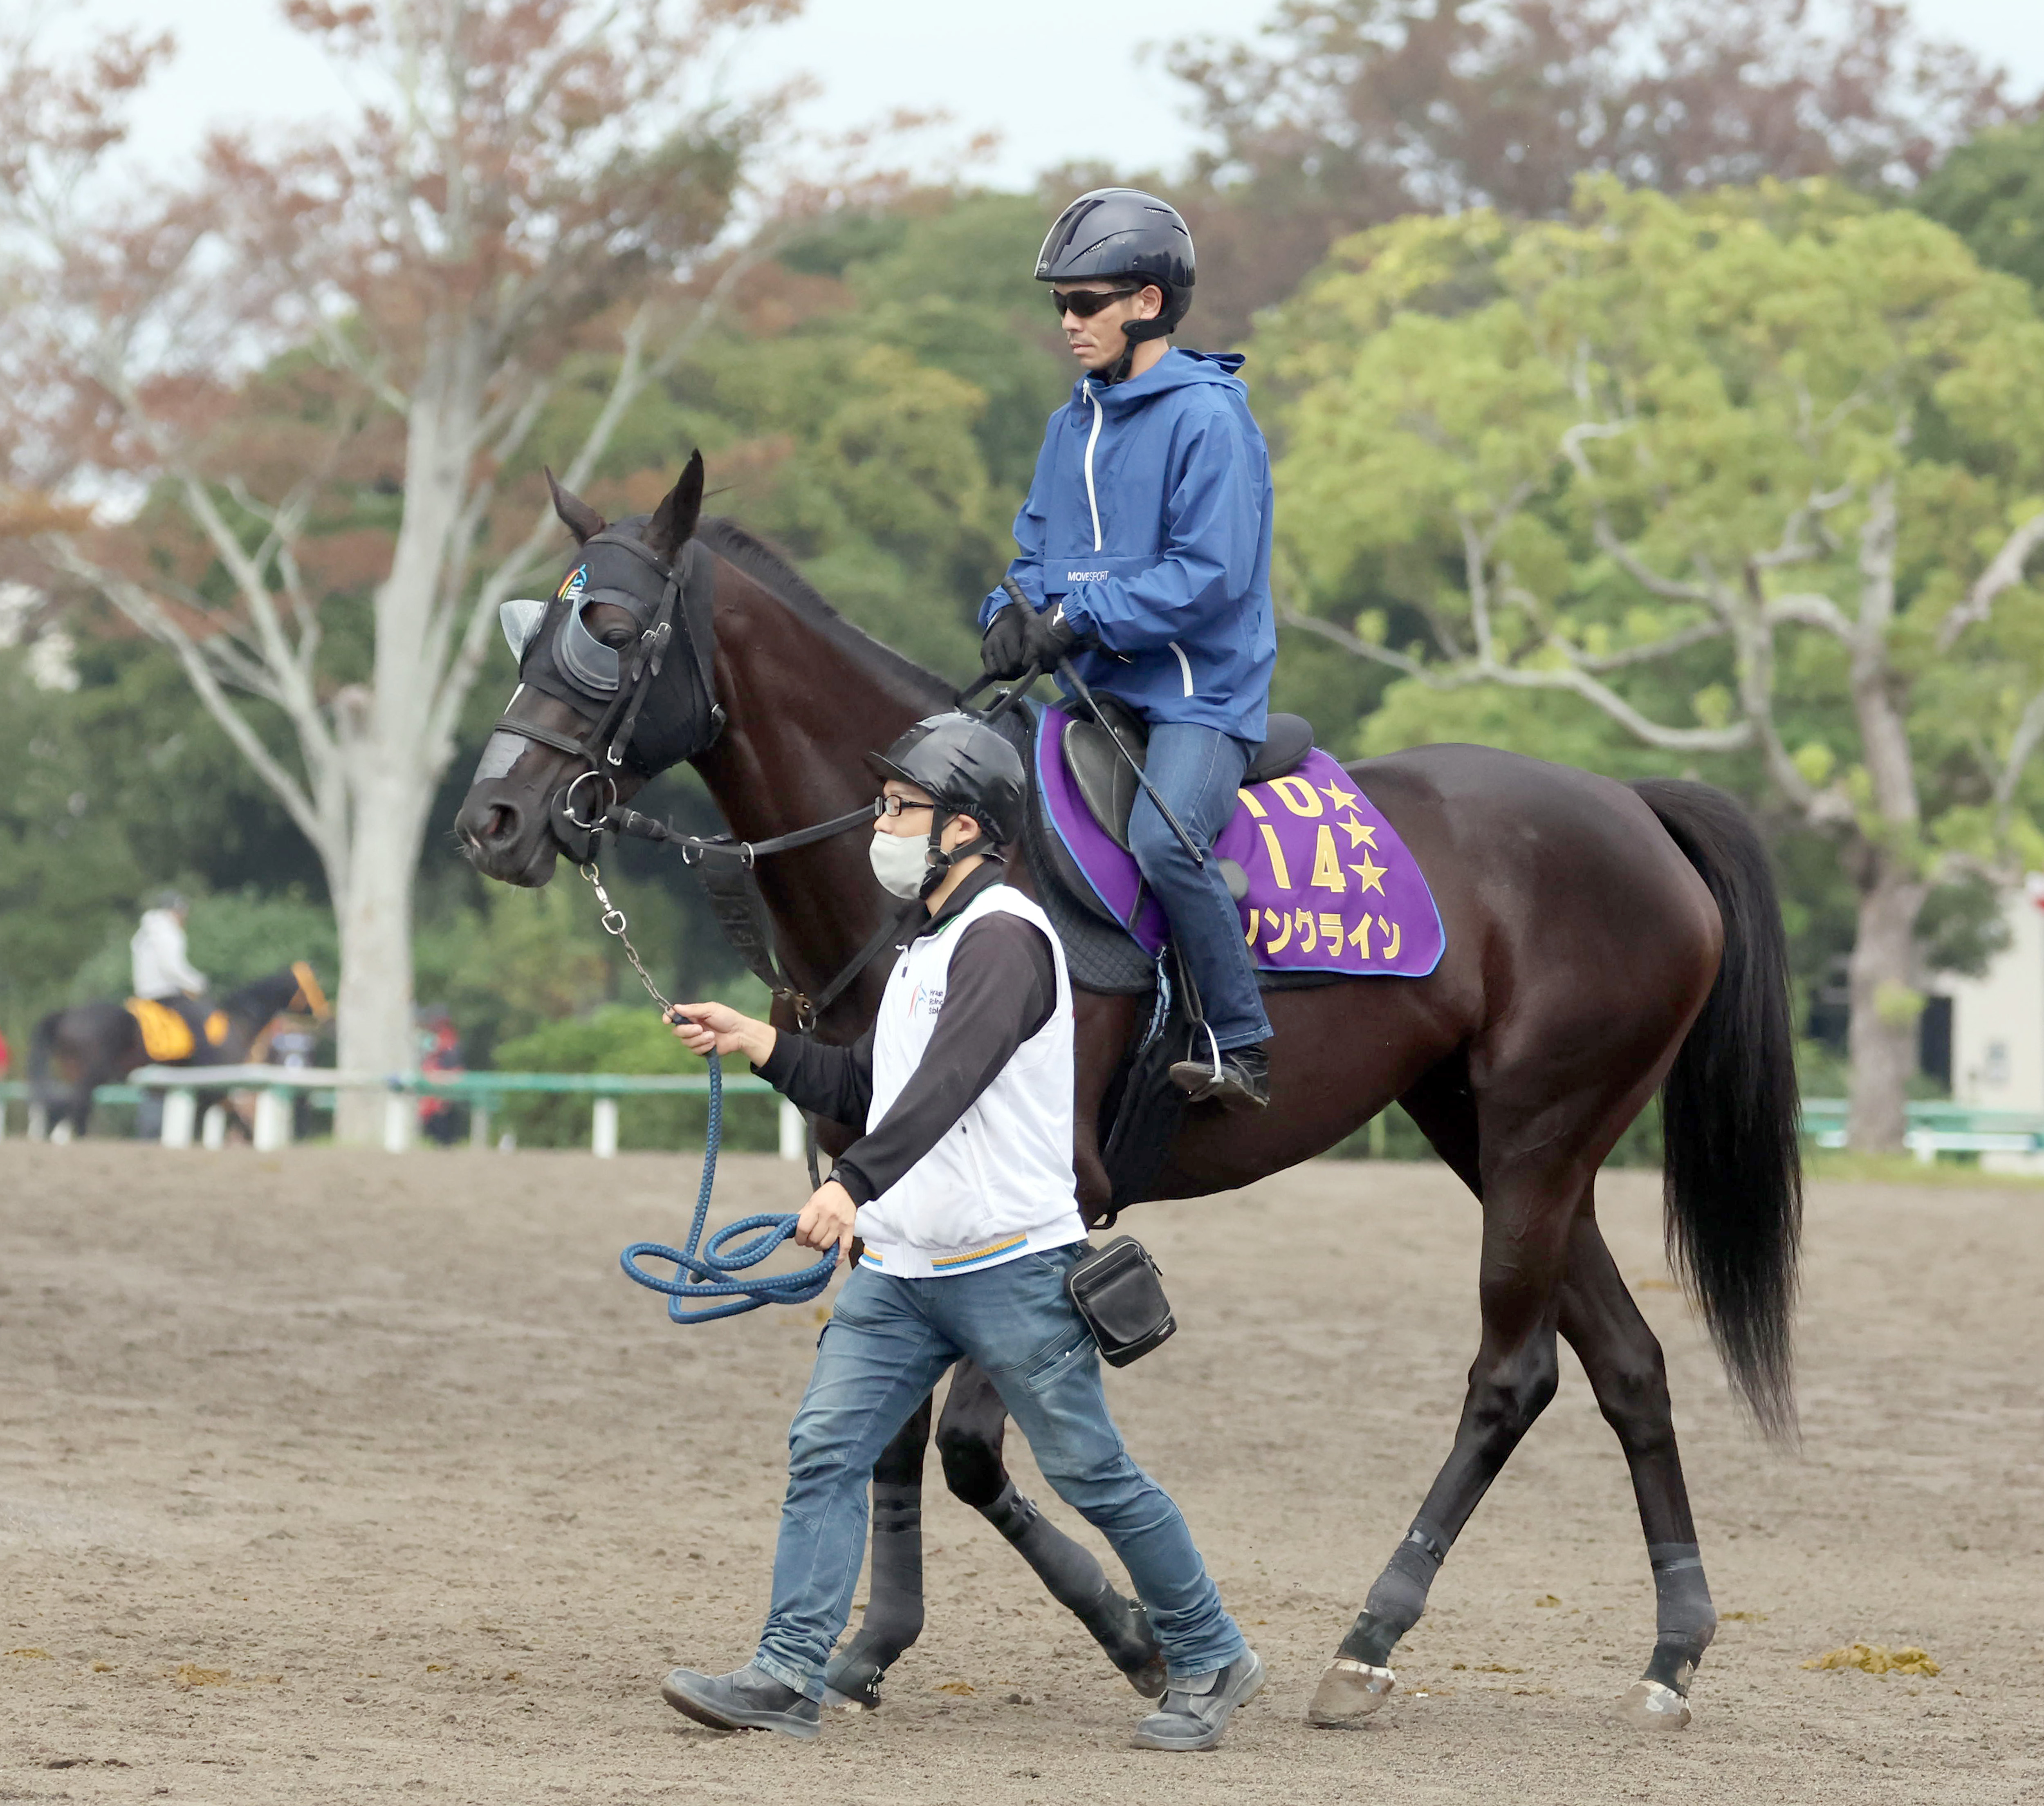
[
  {"xmin": 126, "ymin": 997, "xmax": 195, "ymax": 1063},
  {"xmin": 1064, "ymin": 716, "xmax": 1145, "ymax": 850}
]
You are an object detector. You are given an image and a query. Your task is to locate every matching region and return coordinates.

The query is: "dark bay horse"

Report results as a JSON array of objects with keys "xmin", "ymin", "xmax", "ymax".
[
  {"xmin": 29, "ymin": 963, "xmax": 330, "ymax": 1139},
  {"xmin": 454, "ymin": 459, "xmax": 1799, "ymax": 1732}
]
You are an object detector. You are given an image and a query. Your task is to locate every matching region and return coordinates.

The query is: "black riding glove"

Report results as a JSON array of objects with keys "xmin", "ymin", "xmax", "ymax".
[
  {"xmin": 1020, "ymin": 601, "xmax": 1079, "ymax": 670},
  {"xmin": 980, "ymin": 602, "xmax": 1034, "ymax": 681}
]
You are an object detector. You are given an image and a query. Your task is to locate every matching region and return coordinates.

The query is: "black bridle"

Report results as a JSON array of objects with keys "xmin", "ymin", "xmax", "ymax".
[{"xmin": 495, "ymin": 530, "xmax": 726, "ymax": 858}]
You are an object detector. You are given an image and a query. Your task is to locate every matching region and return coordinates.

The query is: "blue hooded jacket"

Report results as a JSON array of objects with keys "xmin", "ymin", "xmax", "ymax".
[{"xmin": 980, "ymin": 347, "xmax": 1276, "ymax": 743}]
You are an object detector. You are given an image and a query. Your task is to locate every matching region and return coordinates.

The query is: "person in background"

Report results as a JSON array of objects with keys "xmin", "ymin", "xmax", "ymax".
[
  {"xmin": 130, "ymin": 891, "xmax": 205, "ymax": 1142},
  {"xmin": 417, "ymin": 1008, "xmax": 465, "ymax": 1146},
  {"xmin": 130, "ymin": 891, "xmax": 206, "ymax": 1002}
]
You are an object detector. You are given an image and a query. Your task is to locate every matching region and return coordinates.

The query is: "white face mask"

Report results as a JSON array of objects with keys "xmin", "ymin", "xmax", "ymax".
[{"xmin": 868, "ymin": 829, "xmax": 932, "ymax": 899}]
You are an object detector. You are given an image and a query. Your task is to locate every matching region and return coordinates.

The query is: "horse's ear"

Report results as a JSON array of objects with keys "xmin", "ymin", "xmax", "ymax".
[
  {"xmin": 545, "ymin": 468, "xmax": 606, "ymax": 544},
  {"xmin": 644, "ymin": 450, "xmax": 704, "ymax": 565}
]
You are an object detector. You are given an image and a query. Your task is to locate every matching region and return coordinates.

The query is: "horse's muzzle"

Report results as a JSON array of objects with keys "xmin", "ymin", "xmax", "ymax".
[{"xmin": 455, "ymin": 782, "xmax": 560, "ymax": 887}]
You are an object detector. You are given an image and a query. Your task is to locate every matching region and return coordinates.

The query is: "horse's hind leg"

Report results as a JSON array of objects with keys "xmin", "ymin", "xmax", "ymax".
[
  {"xmin": 820, "ymin": 1391, "xmax": 933, "ymax": 1711},
  {"xmin": 1557, "ymin": 1201, "xmax": 1716, "ymax": 1728},
  {"xmin": 1307, "ymin": 1147, "xmax": 1579, "ymax": 1728},
  {"xmin": 935, "ymin": 1362, "xmax": 1167, "ymax": 1695}
]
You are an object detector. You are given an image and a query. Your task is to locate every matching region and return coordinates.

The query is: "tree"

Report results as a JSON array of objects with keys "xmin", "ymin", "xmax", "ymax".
[
  {"xmin": 0, "ymin": 0, "xmax": 793, "ymax": 1133},
  {"xmin": 1268, "ymin": 181, "xmax": 2044, "ymax": 1149},
  {"xmin": 1916, "ymin": 120, "xmax": 2044, "ymax": 294},
  {"xmin": 1163, "ymin": 0, "xmax": 2034, "ymax": 344}
]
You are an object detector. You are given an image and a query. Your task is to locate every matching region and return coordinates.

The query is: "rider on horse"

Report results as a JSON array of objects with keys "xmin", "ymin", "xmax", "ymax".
[
  {"xmin": 657, "ymin": 713, "xmax": 1262, "ymax": 1750},
  {"xmin": 978, "ymin": 188, "xmax": 1277, "ymax": 1111}
]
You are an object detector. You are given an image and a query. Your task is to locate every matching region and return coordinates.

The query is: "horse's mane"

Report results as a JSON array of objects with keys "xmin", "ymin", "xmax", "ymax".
[
  {"xmin": 222, "ymin": 967, "xmax": 303, "ymax": 1022},
  {"xmin": 696, "ymin": 516, "xmax": 954, "ymax": 705}
]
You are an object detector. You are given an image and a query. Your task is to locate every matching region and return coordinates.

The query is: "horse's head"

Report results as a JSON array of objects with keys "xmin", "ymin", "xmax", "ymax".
[{"xmin": 455, "ymin": 454, "xmax": 713, "ymax": 886}]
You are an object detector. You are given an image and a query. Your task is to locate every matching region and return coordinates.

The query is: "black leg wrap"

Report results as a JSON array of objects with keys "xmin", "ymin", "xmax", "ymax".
[
  {"xmin": 1643, "ymin": 1542, "xmax": 1716, "ymax": 1696},
  {"xmin": 983, "ymin": 1481, "xmax": 1165, "ymax": 1691},
  {"xmin": 821, "ymin": 1483, "xmax": 924, "ymax": 1709},
  {"xmin": 1338, "ymin": 1520, "xmax": 1447, "ymax": 1666}
]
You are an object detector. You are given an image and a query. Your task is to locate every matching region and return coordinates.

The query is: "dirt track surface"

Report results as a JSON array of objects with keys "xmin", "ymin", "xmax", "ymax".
[{"xmin": 3, "ymin": 1145, "xmax": 2042, "ymax": 1805}]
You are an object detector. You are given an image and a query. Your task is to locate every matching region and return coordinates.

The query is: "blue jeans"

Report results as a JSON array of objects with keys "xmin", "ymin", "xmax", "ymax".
[
  {"xmin": 752, "ymin": 1248, "xmax": 1245, "ymax": 1698},
  {"xmin": 1128, "ymin": 723, "xmax": 1273, "ymax": 1052}
]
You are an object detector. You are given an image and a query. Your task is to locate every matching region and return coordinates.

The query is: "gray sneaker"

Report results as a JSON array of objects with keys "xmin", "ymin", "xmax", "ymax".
[
  {"xmin": 660, "ymin": 1663, "xmax": 821, "ymax": 1740},
  {"xmin": 1130, "ymin": 1649, "xmax": 1265, "ymax": 1751}
]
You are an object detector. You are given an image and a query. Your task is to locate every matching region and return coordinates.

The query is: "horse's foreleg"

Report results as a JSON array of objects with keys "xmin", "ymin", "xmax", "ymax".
[
  {"xmin": 819, "ymin": 1392, "xmax": 933, "ymax": 1712},
  {"xmin": 1557, "ymin": 1204, "xmax": 1715, "ymax": 1729},
  {"xmin": 936, "ymin": 1362, "xmax": 1167, "ymax": 1696},
  {"xmin": 1308, "ymin": 1163, "xmax": 1575, "ymax": 1728}
]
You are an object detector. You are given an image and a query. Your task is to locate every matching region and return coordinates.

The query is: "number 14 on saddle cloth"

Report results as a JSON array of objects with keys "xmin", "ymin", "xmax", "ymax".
[{"xmin": 1035, "ymin": 716, "xmax": 1445, "ymax": 979}]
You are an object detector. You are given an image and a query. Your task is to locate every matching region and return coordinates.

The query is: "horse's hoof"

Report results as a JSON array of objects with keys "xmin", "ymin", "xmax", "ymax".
[
  {"xmin": 1617, "ymin": 1679, "xmax": 1692, "ymax": 1729},
  {"xmin": 820, "ymin": 1685, "xmax": 875, "ymax": 1714},
  {"xmin": 1305, "ymin": 1657, "xmax": 1394, "ymax": 1727},
  {"xmin": 1123, "ymin": 1647, "xmax": 1169, "ymax": 1699}
]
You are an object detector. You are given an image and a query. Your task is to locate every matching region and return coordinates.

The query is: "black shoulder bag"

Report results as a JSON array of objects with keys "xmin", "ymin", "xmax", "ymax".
[{"xmin": 1064, "ymin": 1235, "xmax": 1176, "ymax": 1367}]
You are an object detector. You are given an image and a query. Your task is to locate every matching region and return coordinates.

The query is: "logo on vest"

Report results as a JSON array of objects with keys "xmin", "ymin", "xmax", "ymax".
[{"xmin": 907, "ymin": 981, "xmax": 945, "ymax": 1019}]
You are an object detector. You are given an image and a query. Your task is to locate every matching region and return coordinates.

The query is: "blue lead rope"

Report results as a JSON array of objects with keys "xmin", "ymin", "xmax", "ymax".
[{"xmin": 618, "ymin": 1053, "xmax": 839, "ymax": 1324}]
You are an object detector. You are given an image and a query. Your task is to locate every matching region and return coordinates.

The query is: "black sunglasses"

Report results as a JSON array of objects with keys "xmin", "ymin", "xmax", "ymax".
[{"xmin": 1050, "ymin": 284, "xmax": 1144, "ymax": 318}]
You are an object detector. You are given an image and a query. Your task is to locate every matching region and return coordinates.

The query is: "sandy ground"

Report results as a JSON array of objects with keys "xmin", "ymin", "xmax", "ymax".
[{"xmin": 2, "ymin": 1143, "xmax": 2042, "ymax": 1806}]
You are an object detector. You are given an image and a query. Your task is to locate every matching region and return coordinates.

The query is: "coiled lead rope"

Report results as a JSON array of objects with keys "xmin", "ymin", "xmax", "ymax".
[
  {"xmin": 576, "ymin": 863, "xmax": 835, "ymax": 1324},
  {"xmin": 617, "ymin": 1053, "xmax": 838, "ymax": 1323}
]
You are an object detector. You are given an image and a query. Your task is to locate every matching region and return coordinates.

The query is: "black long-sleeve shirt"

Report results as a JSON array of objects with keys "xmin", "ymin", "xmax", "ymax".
[{"xmin": 755, "ymin": 865, "xmax": 1057, "ymax": 1206}]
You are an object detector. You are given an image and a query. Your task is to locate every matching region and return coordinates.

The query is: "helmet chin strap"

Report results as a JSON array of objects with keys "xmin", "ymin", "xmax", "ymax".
[
  {"xmin": 1104, "ymin": 288, "xmax": 1182, "ymax": 384},
  {"xmin": 920, "ymin": 811, "xmax": 1005, "ymax": 896}
]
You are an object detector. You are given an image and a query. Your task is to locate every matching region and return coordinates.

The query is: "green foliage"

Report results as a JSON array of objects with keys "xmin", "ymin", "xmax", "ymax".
[
  {"xmin": 490, "ymin": 1000, "xmax": 779, "ymax": 1152},
  {"xmin": 1915, "ymin": 123, "xmax": 2044, "ymax": 295},
  {"xmin": 552, "ymin": 191, "xmax": 1072, "ymax": 685},
  {"xmin": 1265, "ymin": 179, "xmax": 2044, "ymax": 1017}
]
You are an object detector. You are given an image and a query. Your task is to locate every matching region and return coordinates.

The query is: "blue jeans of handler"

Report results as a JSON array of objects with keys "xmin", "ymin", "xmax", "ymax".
[
  {"xmin": 753, "ymin": 1248, "xmax": 1246, "ymax": 1699},
  {"xmin": 1128, "ymin": 722, "xmax": 1273, "ymax": 1052}
]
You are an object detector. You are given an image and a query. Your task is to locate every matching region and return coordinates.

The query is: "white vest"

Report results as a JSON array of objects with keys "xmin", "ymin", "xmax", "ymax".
[{"xmin": 854, "ymin": 885, "xmax": 1086, "ymax": 1278}]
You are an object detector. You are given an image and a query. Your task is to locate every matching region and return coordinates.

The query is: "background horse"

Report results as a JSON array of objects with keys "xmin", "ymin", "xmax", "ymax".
[
  {"xmin": 29, "ymin": 963, "xmax": 330, "ymax": 1140},
  {"xmin": 455, "ymin": 458, "xmax": 1800, "ymax": 1731}
]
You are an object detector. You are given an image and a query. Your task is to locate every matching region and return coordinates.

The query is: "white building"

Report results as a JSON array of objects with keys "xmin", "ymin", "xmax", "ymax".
[{"xmin": 1937, "ymin": 873, "xmax": 2044, "ymax": 1116}]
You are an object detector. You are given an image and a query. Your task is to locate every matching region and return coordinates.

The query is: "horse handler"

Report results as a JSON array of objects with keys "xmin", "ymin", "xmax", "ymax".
[{"xmin": 658, "ymin": 711, "xmax": 1261, "ymax": 1750}]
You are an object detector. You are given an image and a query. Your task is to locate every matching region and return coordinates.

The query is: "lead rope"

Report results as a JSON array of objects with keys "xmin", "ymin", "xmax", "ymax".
[{"xmin": 577, "ymin": 860, "xmax": 837, "ymax": 1323}]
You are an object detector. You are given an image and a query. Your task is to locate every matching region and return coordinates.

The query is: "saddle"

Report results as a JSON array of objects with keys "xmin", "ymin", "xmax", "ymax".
[
  {"xmin": 1062, "ymin": 695, "xmax": 1316, "ymax": 854},
  {"xmin": 126, "ymin": 996, "xmax": 229, "ymax": 1064}
]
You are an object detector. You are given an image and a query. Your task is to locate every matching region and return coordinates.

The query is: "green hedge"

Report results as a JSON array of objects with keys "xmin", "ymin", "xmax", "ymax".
[{"xmin": 489, "ymin": 1003, "xmax": 782, "ymax": 1152}]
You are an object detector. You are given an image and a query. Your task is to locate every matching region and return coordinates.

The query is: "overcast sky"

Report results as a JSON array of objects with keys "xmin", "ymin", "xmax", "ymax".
[{"xmin": 67, "ymin": 0, "xmax": 2044, "ymax": 197}]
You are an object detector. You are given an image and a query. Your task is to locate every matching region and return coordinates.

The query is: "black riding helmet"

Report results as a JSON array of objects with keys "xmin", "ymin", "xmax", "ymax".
[
  {"xmin": 1037, "ymin": 188, "xmax": 1196, "ymax": 368},
  {"xmin": 866, "ymin": 714, "xmax": 1026, "ymax": 868}
]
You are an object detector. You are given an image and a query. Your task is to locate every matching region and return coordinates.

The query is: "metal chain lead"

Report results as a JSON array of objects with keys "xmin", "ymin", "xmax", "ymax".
[{"xmin": 579, "ymin": 860, "xmax": 675, "ymax": 1015}]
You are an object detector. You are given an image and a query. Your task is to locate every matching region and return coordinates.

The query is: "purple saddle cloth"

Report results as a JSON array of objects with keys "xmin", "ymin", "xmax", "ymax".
[{"xmin": 1034, "ymin": 705, "xmax": 1445, "ymax": 979}]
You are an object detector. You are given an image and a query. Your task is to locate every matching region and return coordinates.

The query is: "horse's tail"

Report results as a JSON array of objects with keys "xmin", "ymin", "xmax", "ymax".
[{"xmin": 1631, "ymin": 778, "xmax": 1803, "ymax": 1442}]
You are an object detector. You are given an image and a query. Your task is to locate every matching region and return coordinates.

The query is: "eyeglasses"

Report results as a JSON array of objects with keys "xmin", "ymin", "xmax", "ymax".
[
  {"xmin": 1050, "ymin": 285, "xmax": 1143, "ymax": 318},
  {"xmin": 874, "ymin": 794, "xmax": 936, "ymax": 819}
]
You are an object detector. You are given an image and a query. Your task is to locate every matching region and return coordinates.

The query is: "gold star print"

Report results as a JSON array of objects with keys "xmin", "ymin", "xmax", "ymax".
[
  {"xmin": 1322, "ymin": 779, "xmax": 1360, "ymax": 810},
  {"xmin": 1340, "ymin": 813, "xmax": 1378, "ymax": 850},
  {"xmin": 1349, "ymin": 855, "xmax": 1389, "ymax": 895}
]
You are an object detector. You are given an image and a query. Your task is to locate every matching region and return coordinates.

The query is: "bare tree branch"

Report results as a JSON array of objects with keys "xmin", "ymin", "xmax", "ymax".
[
  {"xmin": 1282, "ymin": 605, "xmax": 1754, "ymax": 753},
  {"xmin": 47, "ymin": 540, "xmax": 340, "ymax": 868},
  {"xmin": 1937, "ymin": 508, "xmax": 2044, "ymax": 651}
]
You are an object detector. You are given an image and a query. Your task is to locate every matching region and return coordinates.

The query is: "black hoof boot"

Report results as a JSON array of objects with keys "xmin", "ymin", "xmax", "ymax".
[
  {"xmin": 1077, "ymin": 1588, "xmax": 1169, "ymax": 1697},
  {"xmin": 819, "ymin": 1651, "xmax": 885, "ymax": 1712}
]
